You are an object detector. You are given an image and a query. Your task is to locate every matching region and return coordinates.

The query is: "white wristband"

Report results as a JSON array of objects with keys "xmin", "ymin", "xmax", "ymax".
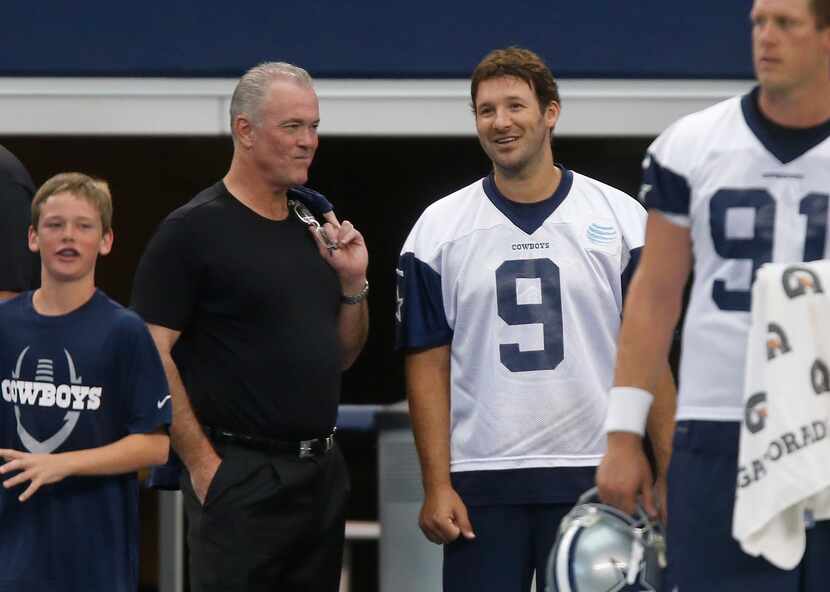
[{"xmin": 604, "ymin": 386, "xmax": 654, "ymax": 436}]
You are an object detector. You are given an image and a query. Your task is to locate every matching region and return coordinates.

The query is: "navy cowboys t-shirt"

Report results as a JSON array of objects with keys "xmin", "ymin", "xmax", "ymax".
[{"xmin": 0, "ymin": 290, "xmax": 170, "ymax": 592}]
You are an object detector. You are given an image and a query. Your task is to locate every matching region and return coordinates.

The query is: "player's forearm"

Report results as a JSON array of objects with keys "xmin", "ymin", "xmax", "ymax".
[
  {"xmin": 158, "ymin": 353, "xmax": 218, "ymax": 471},
  {"xmin": 645, "ymin": 364, "xmax": 677, "ymax": 474},
  {"xmin": 337, "ymin": 296, "xmax": 369, "ymax": 370},
  {"xmin": 615, "ymin": 213, "xmax": 690, "ymax": 393},
  {"xmin": 0, "ymin": 290, "xmax": 18, "ymax": 301},
  {"xmin": 60, "ymin": 431, "xmax": 169, "ymax": 476},
  {"xmin": 406, "ymin": 346, "xmax": 453, "ymax": 492},
  {"xmin": 614, "ymin": 275, "xmax": 684, "ymax": 393},
  {"xmin": 410, "ymin": 397, "xmax": 452, "ymax": 492}
]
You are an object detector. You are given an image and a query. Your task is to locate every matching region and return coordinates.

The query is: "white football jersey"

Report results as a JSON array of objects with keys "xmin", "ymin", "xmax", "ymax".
[
  {"xmin": 396, "ymin": 168, "xmax": 646, "ymax": 472},
  {"xmin": 643, "ymin": 88, "xmax": 830, "ymax": 422}
]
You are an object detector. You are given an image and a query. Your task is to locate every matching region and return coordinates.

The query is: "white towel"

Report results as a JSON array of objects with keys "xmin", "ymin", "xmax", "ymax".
[{"xmin": 733, "ymin": 261, "xmax": 830, "ymax": 569}]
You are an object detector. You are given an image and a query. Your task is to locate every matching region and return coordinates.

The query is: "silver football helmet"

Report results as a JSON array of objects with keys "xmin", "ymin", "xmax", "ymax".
[{"xmin": 546, "ymin": 487, "xmax": 666, "ymax": 592}]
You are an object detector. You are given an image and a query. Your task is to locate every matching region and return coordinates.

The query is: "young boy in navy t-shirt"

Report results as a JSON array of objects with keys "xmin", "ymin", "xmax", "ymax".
[{"xmin": 0, "ymin": 172, "xmax": 170, "ymax": 592}]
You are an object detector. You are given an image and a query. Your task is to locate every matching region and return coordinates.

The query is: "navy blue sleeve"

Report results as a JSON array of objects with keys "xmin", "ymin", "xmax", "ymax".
[
  {"xmin": 119, "ymin": 315, "xmax": 172, "ymax": 434},
  {"xmin": 621, "ymin": 246, "xmax": 643, "ymax": 303},
  {"xmin": 642, "ymin": 153, "xmax": 691, "ymax": 216},
  {"xmin": 395, "ymin": 252, "xmax": 452, "ymax": 350},
  {"xmin": 288, "ymin": 185, "xmax": 333, "ymax": 214}
]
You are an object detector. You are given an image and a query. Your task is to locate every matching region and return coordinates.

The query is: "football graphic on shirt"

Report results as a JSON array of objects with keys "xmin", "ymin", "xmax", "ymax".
[{"xmin": 1, "ymin": 346, "xmax": 102, "ymax": 453}]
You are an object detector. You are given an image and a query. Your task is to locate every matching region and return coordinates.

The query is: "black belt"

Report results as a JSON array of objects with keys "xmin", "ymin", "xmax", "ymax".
[{"xmin": 203, "ymin": 425, "xmax": 336, "ymax": 458}]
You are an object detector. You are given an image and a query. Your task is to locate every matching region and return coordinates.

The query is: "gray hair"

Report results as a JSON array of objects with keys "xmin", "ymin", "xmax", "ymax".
[{"xmin": 229, "ymin": 62, "xmax": 314, "ymax": 133}]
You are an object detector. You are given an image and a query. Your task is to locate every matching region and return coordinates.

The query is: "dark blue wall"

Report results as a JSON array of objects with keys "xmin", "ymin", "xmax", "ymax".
[{"xmin": 6, "ymin": 0, "xmax": 753, "ymax": 78}]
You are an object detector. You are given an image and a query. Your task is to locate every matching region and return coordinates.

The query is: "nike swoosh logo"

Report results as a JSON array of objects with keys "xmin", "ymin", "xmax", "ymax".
[{"xmin": 157, "ymin": 395, "xmax": 172, "ymax": 409}]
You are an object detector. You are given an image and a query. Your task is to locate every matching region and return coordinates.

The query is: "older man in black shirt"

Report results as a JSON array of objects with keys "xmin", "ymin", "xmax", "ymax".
[{"xmin": 132, "ymin": 62, "xmax": 369, "ymax": 592}]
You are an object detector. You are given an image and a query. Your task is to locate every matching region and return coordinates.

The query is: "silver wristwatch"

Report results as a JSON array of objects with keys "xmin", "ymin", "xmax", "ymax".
[{"xmin": 341, "ymin": 279, "xmax": 369, "ymax": 304}]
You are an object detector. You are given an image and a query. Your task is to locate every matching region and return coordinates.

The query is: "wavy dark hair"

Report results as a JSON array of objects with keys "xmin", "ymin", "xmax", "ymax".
[{"xmin": 470, "ymin": 47, "xmax": 560, "ymax": 114}]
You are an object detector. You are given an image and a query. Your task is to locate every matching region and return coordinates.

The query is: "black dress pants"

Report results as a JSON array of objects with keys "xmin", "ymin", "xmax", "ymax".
[{"xmin": 181, "ymin": 439, "xmax": 350, "ymax": 592}]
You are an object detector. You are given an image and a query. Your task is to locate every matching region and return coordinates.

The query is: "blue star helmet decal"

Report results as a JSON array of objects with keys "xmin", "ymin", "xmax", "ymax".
[{"xmin": 546, "ymin": 488, "xmax": 666, "ymax": 592}]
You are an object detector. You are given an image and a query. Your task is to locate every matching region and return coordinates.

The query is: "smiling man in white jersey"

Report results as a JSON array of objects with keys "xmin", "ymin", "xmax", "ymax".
[
  {"xmin": 396, "ymin": 47, "xmax": 674, "ymax": 592},
  {"xmin": 597, "ymin": 0, "xmax": 830, "ymax": 589}
]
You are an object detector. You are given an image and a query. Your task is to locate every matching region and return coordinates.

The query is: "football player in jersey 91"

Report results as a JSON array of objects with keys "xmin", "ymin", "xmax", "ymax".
[
  {"xmin": 0, "ymin": 173, "xmax": 170, "ymax": 592},
  {"xmin": 396, "ymin": 47, "xmax": 675, "ymax": 592},
  {"xmin": 598, "ymin": 0, "xmax": 830, "ymax": 590}
]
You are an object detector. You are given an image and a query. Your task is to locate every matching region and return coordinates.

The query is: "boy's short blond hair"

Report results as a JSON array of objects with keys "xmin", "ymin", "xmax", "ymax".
[{"xmin": 32, "ymin": 172, "xmax": 113, "ymax": 233}]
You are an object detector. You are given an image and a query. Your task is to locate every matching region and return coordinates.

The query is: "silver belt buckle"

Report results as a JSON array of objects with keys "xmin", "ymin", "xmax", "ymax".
[
  {"xmin": 298, "ymin": 432, "xmax": 335, "ymax": 458},
  {"xmin": 299, "ymin": 439, "xmax": 314, "ymax": 459}
]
